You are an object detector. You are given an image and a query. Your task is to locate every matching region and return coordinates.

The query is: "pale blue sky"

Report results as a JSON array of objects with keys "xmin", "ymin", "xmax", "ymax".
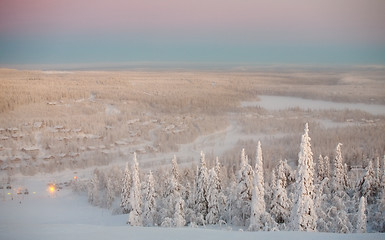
[{"xmin": 1, "ymin": 0, "xmax": 384, "ymax": 67}]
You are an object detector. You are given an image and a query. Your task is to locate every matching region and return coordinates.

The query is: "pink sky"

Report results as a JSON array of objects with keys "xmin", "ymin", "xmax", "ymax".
[
  {"xmin": 1, "ymin": 0, "xmax": 385, "ymax": 45},
  {"xmin": 1, "ymin": 0, "xmax": 385, "ymax": 65}
]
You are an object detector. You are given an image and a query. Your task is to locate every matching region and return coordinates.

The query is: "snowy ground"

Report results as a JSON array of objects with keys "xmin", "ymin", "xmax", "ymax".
[
  {"xmin": 242, "ymin": 95, "xmax": 385, "ymax": 115},
  {"xmin": 1, "ymin": 174, "xmax": 383, "ymax": 240}
]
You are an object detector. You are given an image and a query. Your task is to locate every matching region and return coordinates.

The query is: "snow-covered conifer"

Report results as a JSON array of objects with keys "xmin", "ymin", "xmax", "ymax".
[
  {"xmin": 375, "ymin": 157, "xmax": 381, "ymax": 185},
  {"xmin": 214, "ymin": 156, "xmax": 222, "ymax": 186},
  {"xmin": 106, "ymin": 175, "xmax": 114, "ymax": 209},
  {"xmin": 128, "ymin": 153, "xmax": 143, "ymax": 226},
  {"xmin": 174, "ymin": 196, "xmax": 186, "ymax": 227},
  {"xmin": 236, "ymin": 148, "xmax": 254, "ymax": 226},
  {"xmin": 206, "ymin": 168, "xmax": 221, "ymax": 225},
  {"xmin": 357, "ymin": 160, "xmax": 378, "ymax": 204},
  {"xmin": 194, "ymin": 151, "xmax": 209, "ymax": 224},
  {"xmin": 88, "ymin": 169, "xmax": 101, "ymax": 206},
  {"xmin": 270, "ymin": 161, "xmax": 291, "ymax": 226},
  {"xmin": 255, "ymin": 141, "xmax": 265, "ymax": 198},
  {"xmin": 121, "ymin": 162, "xmax": 131, "ymax": 214},
  {"xmin": 143, "ymin": 171, "xmax": 157, "ymax": 227},
  {"xmin": 324, "ymin": 156, "xmax": 330, "ymax": 180},
  {"xmin": 332, "ymin": 143, "xmax": 348, "ymax": 193},
  {"xmin": 249, "ymin": 142, "xmax": 267, "ymax": 231},
  {"xmin": 382, "ymin": 155, "xmax": 385, "ymax": 190},
  {"xmin": 172, "ymin": 154, "xmax": 179, "ymax": 181},
  {"xmin": 266, "ymin": 169, "xmax": 276, "ymax": 206},
  {"xmin": 326, "ymin": 192, "xmax": 352, "ymax": 233},
  {"xmin": 290, "ymin": 123, "xmax": 317, "ymax": 232},
  {"xmin": 375, "ymin": 189, "xmax": 385, "ymax": 232},
  {"xmin": 356, "ymin": 196, "xmax": 367, "ymax": 233},
  {"xmin": 314, "ymin": 177, "xmax": 329, "ymax": 232},
  {"xmin": 280, "ymin": 159, "xmax": 295, "ymax": 186},
  {"xmin": 317, "ymin": 154, "xmax": 325, "ymax": 182},
  {"xmin": 163, "ymin": 156, "xmax": 182, "ymax": 220},
  {"xmin": 225, "ymin": 178, "xmax": 238, "ymax": 225}
]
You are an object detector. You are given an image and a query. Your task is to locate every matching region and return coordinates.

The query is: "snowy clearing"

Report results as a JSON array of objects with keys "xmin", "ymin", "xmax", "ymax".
[{"xmin": 242, "ymin": 95, "xmax": 385, "ymax": 115}]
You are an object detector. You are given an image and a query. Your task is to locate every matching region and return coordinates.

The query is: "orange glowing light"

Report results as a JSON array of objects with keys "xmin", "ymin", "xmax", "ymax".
[
  {"xmin": 73, "ymin": 176, "xmax": 77, "ymax": 180},
  {"xmin": 48, "ymin": 184, "xmax": 56, "ymax": 193}
]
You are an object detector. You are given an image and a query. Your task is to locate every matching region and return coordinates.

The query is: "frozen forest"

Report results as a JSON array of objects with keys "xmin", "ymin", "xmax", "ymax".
[{"xmin": 78, "ymin": 123, "xmax": 385, "ymax": 233}]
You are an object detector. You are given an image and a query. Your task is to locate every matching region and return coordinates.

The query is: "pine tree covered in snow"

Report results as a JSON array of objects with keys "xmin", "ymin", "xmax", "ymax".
[
  {"xmin": 88, "ymin": 169, "xmax": 101, "ymax": 206},
  {"xmin": 280, "ymin": 159, "xmax": 295, "ymax": 186},
  {"xmin": 323, "ymin": 144, "xmax": 354, "ymax": 233},
  {"xmin": 374, "ymin": 189, "xmax": 385, "ymax": 232},
  {"xmin": 314, "ymin": 177, "xmax": 329, "ymax": 232},
  {"xmin": 375, "ymin": 157, "xmax": 381, "ymax": 187},
  {"xmin": 332, "ymin": 143, "xmax": 348, "ymax": 193},
  {"xmin": 174, "ymin": 196, "xmax": 186, "ymax": 227},
  {"xmin": 290, "ymin": 123, "xmax": 317, "ymax": 232},
  {"xmin": 106, "ymin": 175, "xmax": 114, "ymax": 209},
  {"xmin": 326, "ymin": 192, "xmax": 353, "ymax": 233},
  {"xmin": 357, "ymin": 160, "xmax": 378, "ymax": 204},
  {"xmin": 249, "ymin": 142, "xmax": 267, "ymax": 231},
  {"xmin": 324, "ymin": 156, "xmax": 330, "ymax": 180},
  {"xmin": 206, "ymin": 168, "xmax": 221, "ymax": 225},
  {"xmin": 194, "ymin": 151, "xmax": 209, "ymax": 224},
  {"xmin": 225, "ymin": 178, "xmax": 238, "ymax": 225},
  {"xmin": 128, "ymin": 153, "xmax": 142, "ymax": 226},
  {"xmin": 317, "ymin": 154, "xmax": 326, "ymax": 182},
  {"xmin": 172, "ymin": 154, "xmax": 180, "ymax": 181},
  {"xmin": 270, "ymin": 160, "xmax": 291, "ymax": 227},
  {"xmin": 143, "ymin": 171, "xmax": 157, "ymax": 227},
  {"xmin": 214, "ymin": 157, "xmax": 227, "ymax": 221},
  {"xmin": 120, "ymin": 162, "xmax": 131, "ymax": 214},
  {"xmin": 380, "ymin": 155, "xmax": 385, "ymax": 191},
  {"xmin": 162, "ymin": 156, "xmax": 182, "ymax": 220},
  {"xmin": 236, "ymin": 148, "xmax": 254, "ymax": 226},
  {"xmin": 356, "ymin": 196, "xmax": 367, "ymax": 233}
]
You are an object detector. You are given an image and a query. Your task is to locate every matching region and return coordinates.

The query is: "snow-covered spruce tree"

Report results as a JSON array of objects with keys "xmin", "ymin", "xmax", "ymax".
[
  {"xmin": 106, "ymin": 175, "xmax": 115, "ymax": 209},
  {"xmin": 375, "ymin": 157, "xmax": 381, "ymax": 187},
  {"xmin": 214, "ymin": 157, "xmax": 222, "ymax": 185},
  {"xmin": 88, "ymin": 169, "xmax": 101, "ymax": 206},
  {"xmin": 214, "ymin": 157, "xmax": 227, "ymax": 221},
  {"xmin": 162, "ymin": 156, "xmax": 182, "ymax": 221},
  {"xmin": 225, "ymin": 177, "xmax": 238, "ymax": 225},
  {"xmin": 236, "ymin": 148, "xmax": 254, "ymax": 226},
  {"xmin": 290, "ymin": 123, "xmax": 317, "ymax": 232},
  {"xmin": 172, "ymin": 154, "xmax": 180, "ymax": 181},
  {"xmin": 266, "ymin": 169, "xmax": 277, "ymax": 210},
  {"xmin": 325, "ymin": 189, "xmax": 352, "ymax": 233},
  {"xmin": 143, "ymin": 171, "xmax": 157, "ymax": 227},
  {"xmin": 332, "ymin": 143, "xmax": 348, "ymax": 193},
  {"xmin": 249, "ymin": 141, "xmax": 267, "ymax": 231},
  {"xmin": 314, "ymin": 177, "xmax": 330, "ymax": 232},
  {"xmin": 183, "ymin": 180, "xmax": 196, "ymax": 225},
  {"xmin": 206, "ymin": 168, "xmax": 221, "ymax": 224},
  {"xmin": 121, "ymin": 162, "xmax": 131, "ymax": 214},
  {"xmin": 194, "ymin": 151, "xmax": 209, "ymax": 224},
  {"xmin": 317, "ymin": 154, "xmax": 326, "ymax": 183},
  {"xmin": 356, "ymin": 196, "xmax": 367, "ymax": 233},
  {"xmin": 174, "ymin": 196, "xmax": 186, "ymax": 227},
  {"xmin": 382, "ymin": 155, "xmax": 385, "ymax": 190},
  {"xmin": 270, "ymin": 160, "xmax": 291, "ymax": 228},
  {"xmin": 357, "ymin": 160, "xmax": 378, "ymax": 204},
  {"xmin": 324, "ymin": 156, "xmax": 330, "ymax": 180},
  {"xmin": 128, "ymin": 153, "xmax": 142, "ymax": 226},
  {"xmin": 326, "ymin": 143, "xmax": 353, "ymax": 233},
  {"xmin": 280, "ymin": 159, "xmax": 296, "ymax": 187},
  {"xmin": 374, "ymin": 189, "xmax": 385, "ymax": 232}
]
